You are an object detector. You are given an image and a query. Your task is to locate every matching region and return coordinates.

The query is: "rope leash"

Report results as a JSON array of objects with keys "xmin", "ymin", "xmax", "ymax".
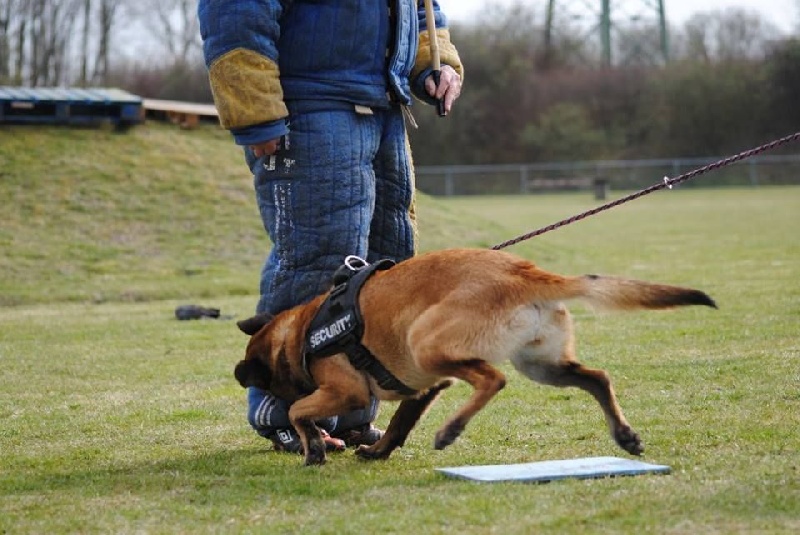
[{"xmin": 491, "ymin": 131, "xmax": 800, "ymax": 250}]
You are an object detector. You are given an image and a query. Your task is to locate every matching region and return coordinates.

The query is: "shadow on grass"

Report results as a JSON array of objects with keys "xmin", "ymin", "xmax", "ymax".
[{"xmin": 3, "ymin": 445, "xmax": 448, "ymax": 503}]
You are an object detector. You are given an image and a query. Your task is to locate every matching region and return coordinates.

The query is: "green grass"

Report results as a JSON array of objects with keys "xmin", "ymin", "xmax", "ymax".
[
  {"xmin": 0, "ymin": 123, "xmax": 264, "ymax": 306},
  {"xmin": 1, "ymin": 125, "xmax": 799, "ymax": 533}
]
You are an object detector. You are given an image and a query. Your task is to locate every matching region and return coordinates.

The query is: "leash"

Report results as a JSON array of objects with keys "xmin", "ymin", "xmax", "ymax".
[
  {"xmin": 491, "ymin": 131, "xmax": 800, "ymax": 250},
  {"xmin": 423, "ymin": 0, "xmax": 447, "ymax": 117}
]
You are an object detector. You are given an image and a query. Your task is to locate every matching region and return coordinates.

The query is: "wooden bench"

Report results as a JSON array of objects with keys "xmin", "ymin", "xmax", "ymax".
[{"xmin": 142, "ymin": 99, "xmax": 218, "ymax": 129}]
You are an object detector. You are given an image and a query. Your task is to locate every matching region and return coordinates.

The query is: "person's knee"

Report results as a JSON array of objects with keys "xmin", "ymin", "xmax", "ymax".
[
  {"xmin": 335, "ymin": 395, "xmax": 381, "ymax": 431},
  {"xmin": 247, "ymin": 388, "xmax": 291, "ymax": 431}
]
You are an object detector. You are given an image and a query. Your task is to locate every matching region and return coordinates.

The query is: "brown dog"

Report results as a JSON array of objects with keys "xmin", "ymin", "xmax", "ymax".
[{"xmin": 235, "ymin": 248, "xmax": 716, "ymax": 466}]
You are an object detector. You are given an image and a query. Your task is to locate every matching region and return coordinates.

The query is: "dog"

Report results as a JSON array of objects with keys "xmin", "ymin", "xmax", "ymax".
[{"xmin": 235, "ymin": 248, "xmax": 716, "ymax": 466}]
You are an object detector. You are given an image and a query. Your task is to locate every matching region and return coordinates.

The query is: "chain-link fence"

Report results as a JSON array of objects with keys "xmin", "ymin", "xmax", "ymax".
[{"xmin": 415, "ymin": 154, "xmax": 800, "ymax": 196}]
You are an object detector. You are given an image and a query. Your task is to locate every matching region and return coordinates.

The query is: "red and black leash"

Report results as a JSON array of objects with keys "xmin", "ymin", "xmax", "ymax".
[{"xmin": 492, "ymin": 131, "xmax": 800, "ymax": 251}]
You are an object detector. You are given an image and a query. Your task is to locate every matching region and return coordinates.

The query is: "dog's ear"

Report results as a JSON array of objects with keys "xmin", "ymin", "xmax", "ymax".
[
  {"xmin": 234, "ymin": 359, "xmax": 271, "ymax": 389},
  {"xmin": 237, "ymin": 313, "xmax": 273, "ymax": 336}
]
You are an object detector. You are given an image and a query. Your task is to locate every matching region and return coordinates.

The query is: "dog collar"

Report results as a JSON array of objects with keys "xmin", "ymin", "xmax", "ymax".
[{"xmin": 305, "ymin": 258, "xmax": 417, "ymax": 396}]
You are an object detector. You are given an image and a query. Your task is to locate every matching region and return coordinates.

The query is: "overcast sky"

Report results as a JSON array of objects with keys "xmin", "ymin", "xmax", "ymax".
[{"xmin": 440, "ymin": 0, "xmax": 798, "ymax": 34}]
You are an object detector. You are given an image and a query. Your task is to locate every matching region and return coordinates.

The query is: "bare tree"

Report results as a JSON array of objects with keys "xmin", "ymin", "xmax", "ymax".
[
  {"xmin": 47, "ymin": 0, "xmax": 82, "ymax": 85},
  {"xmin": 93, "ymin": 0, "xmax": 122, "ymax": 84},
  {"xmin": 0, "ymin": 0, "xmax": 21, "ymax": 82},
  {"xmin": 79, "ymin": 0, "xmax": 91, "ymax": 86},
  {"xmin": 0, "ymin": 0, "xmax": 198, "ymax": 87},
  {"xmin": 130, "ymin": 0, "xmax": 202, "ymax": 65},
  {"xmin": 680, "ymin": 8, "xmax": 778, "ymax": 62},
  {"xmin": 0, "ymin": 0, "xmax": 82, "ymax": 86},
  {"xmin": 13, "ymin": 3, "xmax": 23, "ymax": 83},
  {"xmin": 796, "ymin": 0, "xmax": 800, "ymax": 34},
  {"xmin": 0, "ymin": 1, "xmax": 13, "ymax": 80}
]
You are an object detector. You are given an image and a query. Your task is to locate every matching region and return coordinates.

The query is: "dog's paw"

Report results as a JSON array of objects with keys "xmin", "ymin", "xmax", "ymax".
[
  {"xmin": 303, "ymin": 440, "xmax": 327, "ymax": 466},
  {"xmin": 303, "ymin": 452, "xmax": 326, "ymax": 466},
  {"xmin": 354, "ymin": 444, "xmax": 391, "ymax": 461},
  {"xmin": 615, "ymin": 425, "xmax": 644, "ymax": 456},
  {"xmin": 434, "ymin": 421, "xmax": 464, "ymax": 450}
]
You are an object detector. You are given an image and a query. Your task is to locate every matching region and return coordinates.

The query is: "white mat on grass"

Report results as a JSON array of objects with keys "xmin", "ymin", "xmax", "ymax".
[{"xmin": 436, "ymin": 456, "xmax": 670, "ymax": 483}]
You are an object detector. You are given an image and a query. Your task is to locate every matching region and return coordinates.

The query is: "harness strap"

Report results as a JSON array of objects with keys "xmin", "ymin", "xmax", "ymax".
[
  {"xmin": 346, "ymin": 343, "xmax": 417, "ymax": 396},
  {"xmin": 305, "ymin": 258, "xmax": 417, "ymax": 396}
]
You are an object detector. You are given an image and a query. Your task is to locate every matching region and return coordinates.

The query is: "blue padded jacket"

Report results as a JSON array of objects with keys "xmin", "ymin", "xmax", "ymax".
[{"xmin": 198, "ymin": 0, "xmax": 463, "ymax": 146}]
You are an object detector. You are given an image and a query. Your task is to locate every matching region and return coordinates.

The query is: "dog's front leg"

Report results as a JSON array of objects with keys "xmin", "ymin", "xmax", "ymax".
[
  {"xmin": 289, "ymin": 383, "xmax": 371, "ymax": 466},
  {"xmin": 289, "ymin": 416, "xmax": 326, "ymax": 466},
  {"xmin": 356, "ymin": 380, "xmax": 453, "ymax": 461}
]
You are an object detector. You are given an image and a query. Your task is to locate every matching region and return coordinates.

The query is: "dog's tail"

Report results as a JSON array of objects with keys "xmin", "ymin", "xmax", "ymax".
[{"xmin": 566, "ymin": 274, "xmax": 717, "ymax": 311}]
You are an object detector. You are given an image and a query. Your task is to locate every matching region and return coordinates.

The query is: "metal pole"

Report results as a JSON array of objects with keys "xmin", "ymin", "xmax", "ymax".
[
  {"xmin": 543, "ymin": 0, "xmax": 556, "ymax": 69},
  {"xmin": 657, "ymin": 0, "xmax": 669, "ymax": 63},
  {"xmin": 601, "ymin": 0, "xmax": 611, "ymax": 66},
  {"xmin": 445, "ymin": 170, "xmax": 454, "ymax": 197}
]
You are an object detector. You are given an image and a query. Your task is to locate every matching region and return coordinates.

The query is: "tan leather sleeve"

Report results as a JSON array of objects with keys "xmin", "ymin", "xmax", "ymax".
[{"xmin": 207, "ymin": 48, "xmax": 288, "ymax": 130}]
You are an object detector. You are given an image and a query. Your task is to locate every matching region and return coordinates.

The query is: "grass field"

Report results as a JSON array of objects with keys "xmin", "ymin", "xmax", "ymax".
[{"xmin": 1, "ymin": 125, "xmax": 799, "ymax": 533}]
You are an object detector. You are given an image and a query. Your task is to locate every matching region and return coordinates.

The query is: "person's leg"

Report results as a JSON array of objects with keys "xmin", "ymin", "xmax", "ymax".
[
  {"xmin": 247, "ymin": 387, "xmax": 340, "ymax": 453},
  {"xmin": 330, "ymin": 394, "xmax": 382, "ymax": 446},
  {"xmin": 367, "ymin": 106, "xmax": 416, "ymax": 264},
  {"xmin": 248, "ymin": 109, "xmax": 381, "ymax": 316},
  {"xmin": 326, "ymin": 106, "xmax": 416, "ymax": 447},
  {"xmin": 245, "ymin": 108, "xmax": 384, "ymax": 447}
]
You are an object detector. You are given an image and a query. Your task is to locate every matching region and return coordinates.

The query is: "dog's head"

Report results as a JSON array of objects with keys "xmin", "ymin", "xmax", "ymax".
[
  {"xmin": 234, "ymin": 313, "xmax": 275, "ymax": 391},
  {"xmin": 234, "ymin": 296, "xmax": 325, "ymax": 400}
]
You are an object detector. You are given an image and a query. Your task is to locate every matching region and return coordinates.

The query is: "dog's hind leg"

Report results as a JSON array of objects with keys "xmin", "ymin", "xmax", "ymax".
[
  {"xmin": 551, "ymin": 362, "xmax": 641, "ymax": 455},
  {"xmin": 515, "ymin": 358, "xmax": 643, "ymax": 456},
  {"xmin": 512, "ymin": 304, "xmax": 643, "ymax": 455},
  {"xmin": 421, "ymin": 359, "xmax": 507, "ymax": 450},
  {"xmin": 355, "ymin": 380, "xmax": 453, "ymax": 461}
]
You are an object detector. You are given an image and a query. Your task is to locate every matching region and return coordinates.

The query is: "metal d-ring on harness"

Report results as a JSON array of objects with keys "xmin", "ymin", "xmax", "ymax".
[{"xmin": 304, "ymin": 256, "xmax": 418, "ymax": 396}]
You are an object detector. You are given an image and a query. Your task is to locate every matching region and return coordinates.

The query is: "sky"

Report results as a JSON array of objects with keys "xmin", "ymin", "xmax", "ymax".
[{"xmin": 440, "ymin": 0, "xmax": 798, "ymax": 34}]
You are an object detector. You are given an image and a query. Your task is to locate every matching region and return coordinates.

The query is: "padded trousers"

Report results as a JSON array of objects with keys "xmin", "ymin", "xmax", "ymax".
[{"xmin": 244, "ymin": 105, "xmax": 416, "ymax": 436}]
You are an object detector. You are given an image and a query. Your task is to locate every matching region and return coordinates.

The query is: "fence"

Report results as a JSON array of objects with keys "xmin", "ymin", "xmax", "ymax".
[{"xmin": 415, "ymin": 154, "xmax": 800, "ymax": 197}]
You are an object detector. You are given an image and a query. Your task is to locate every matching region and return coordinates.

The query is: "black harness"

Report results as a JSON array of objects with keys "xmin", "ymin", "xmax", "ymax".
[{"xmin": 304, "ymin": 257, "xmax": 417, "ymax": 396}]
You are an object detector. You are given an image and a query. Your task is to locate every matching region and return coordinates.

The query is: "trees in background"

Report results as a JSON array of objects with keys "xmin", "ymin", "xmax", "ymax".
[
  {"xmin": 0, "ymin": 0, "xmax": 195, "ymax": 88},
  {"xmin": 765, "ymin": 38, "xmax": 800, "ymax": 136},
  {"xmin": 128, "ymin": 0, "xmax": 201, "ymax": 67},
  {"xmin": 410, "ymin": 5, "xmax": 800, "ymax": 164},
  {"xmin": 1, "ymin": 1, "xmax": 798, "ymax": 163},
  {"xmin": 0, "ymin": 0, "xmax": 123, "ymax": 87},
  {"xmin": 0, "ymin": 0, "xmax": 82, "ymax": 86}
]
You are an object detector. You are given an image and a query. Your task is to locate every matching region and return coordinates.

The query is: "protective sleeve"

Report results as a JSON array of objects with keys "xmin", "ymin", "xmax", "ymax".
[{"xmin": 198, "ymin": 0, "xmax": 291, "ymax": 144}]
